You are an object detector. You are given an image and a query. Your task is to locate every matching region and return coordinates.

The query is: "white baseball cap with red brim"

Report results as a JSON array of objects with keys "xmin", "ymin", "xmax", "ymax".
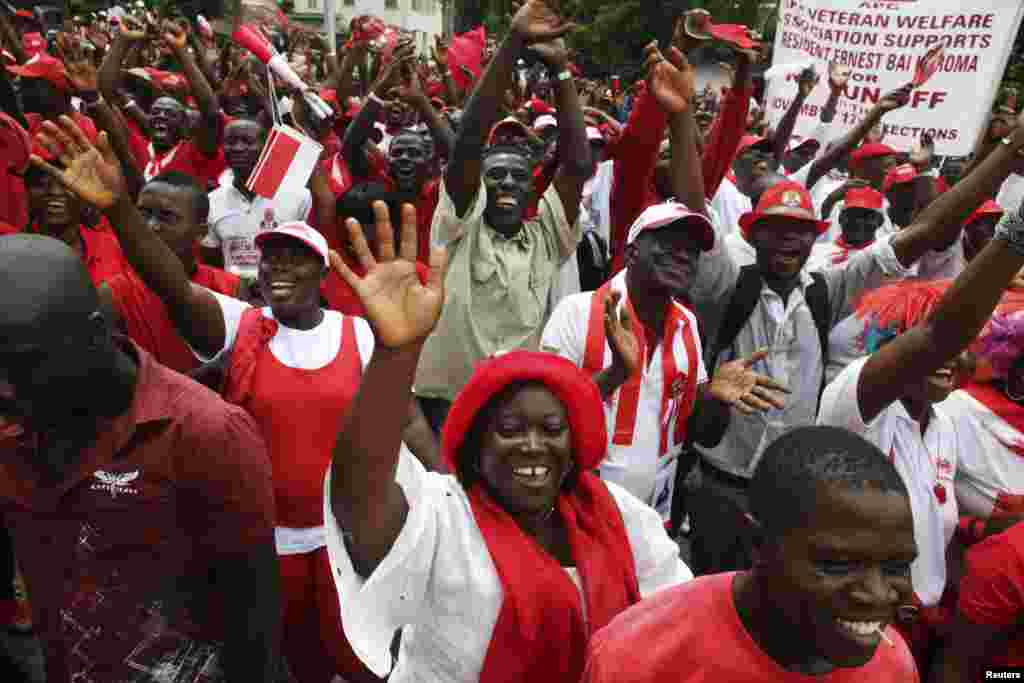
[
  {"xmin": 626, "ymin": 202, "xmax": 715, "ymax": 252},
  {"xmin": 255, "ymin": 221, "xmax": 330, "ymax": 267}
]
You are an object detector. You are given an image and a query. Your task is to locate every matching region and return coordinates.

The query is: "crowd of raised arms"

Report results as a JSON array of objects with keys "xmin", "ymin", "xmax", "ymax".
[{"xmin": 3, "ymin": 0, "xmax": 1024, "ymax": 681}]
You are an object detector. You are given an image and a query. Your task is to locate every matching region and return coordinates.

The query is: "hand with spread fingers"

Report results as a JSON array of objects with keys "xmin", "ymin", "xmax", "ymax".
[
  {"xmin": 30, "ymin": 116, "xmax": 126, "ymax": 210},
  {"xmin": 708, "ymin": 349, "xmax": 789, "ymax": 415},
  {"xmin": 329, "ymin": 202, "xmax": 447, "ymax": 349},
  {"xmin": 510, "ymin": 0, "xmax": 577, "ymax": 45},
  {"xmin": 56, "ymin": 34, "xmax": 98, "ymax": 93},
  {"xmin": 605, "ymin": 291, "xmax": 642, "ymax": 379},
  {"xmin": 161, "ymin": 19, "xmax": 188, "ymax": 52},
  {"xmin": 644, "ymin": 41, "xmax": 695, "ymax": 115}
]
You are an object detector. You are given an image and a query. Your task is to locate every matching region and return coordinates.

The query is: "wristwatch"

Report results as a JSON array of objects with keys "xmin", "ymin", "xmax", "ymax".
[
  {"xmin": 1001, "ymin": 135, "xmax": 1024, "ymax": 156},
  {"xmin": 994, "ymin": 200, "xmax": 1024, "ymax": 255}
]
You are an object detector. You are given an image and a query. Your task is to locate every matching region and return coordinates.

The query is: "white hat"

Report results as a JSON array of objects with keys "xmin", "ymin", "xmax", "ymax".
[
  {"xmin": 255, "ymin": 221, "xmax": 330, "ymax": 268},
  {"xmin": 586, "ymin": 126, "xmax": 605, "ymax": 142},
  {"xmin": 534, "ymin": 114, "xmax": 558, "ymax": 131},
  {"xmin": 626, "ymin": 202, "xmax": 715, "ymax": 252}
]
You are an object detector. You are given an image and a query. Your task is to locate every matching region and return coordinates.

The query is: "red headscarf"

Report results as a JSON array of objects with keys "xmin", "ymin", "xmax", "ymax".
[{"xmin": 441, "ymin": 351, "xmax": 640, "ymax": 683}]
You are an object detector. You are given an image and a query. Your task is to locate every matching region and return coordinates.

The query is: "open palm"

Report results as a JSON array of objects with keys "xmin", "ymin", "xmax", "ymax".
[
  {"xmin": 709, "ymin": 350, "xmax": 789, "ymax": 415},
  {"xmin": 31, "ymin": 117, "xmax": 126, "ymax": 210},
  {"xmin": 330, "ymin": 203, "xmax": 446, "ymax": 349},
  {"xmin": 645, "ymin": 43, "xmax": 694, "ymax": 115}
]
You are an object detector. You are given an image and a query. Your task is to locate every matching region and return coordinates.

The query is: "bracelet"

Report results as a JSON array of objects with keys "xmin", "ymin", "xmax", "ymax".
[
  {"xmin": 557, "ymin": 70, "xmax": 572, "ymax": 82},
  {"xmin": 994, "ymin": 202, "xmax": 1024, "ymax": 256}
]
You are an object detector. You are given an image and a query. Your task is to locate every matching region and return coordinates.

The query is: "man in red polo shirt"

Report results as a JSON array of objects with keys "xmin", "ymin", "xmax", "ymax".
[
  {"xmin": 584, "ymin": 427, "xmax": 919, "ymax": 682},
  {"xmin": 0, "ymin": 234, "xmax": 282, "ymax": 683},
  {"xmin": 101, "ymin": 171, "xmax": 243, "ymax": 375}
]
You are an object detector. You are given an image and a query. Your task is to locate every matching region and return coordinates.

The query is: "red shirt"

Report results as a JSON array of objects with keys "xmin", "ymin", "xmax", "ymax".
[
  {"xmin": 583, "ymin": 573, "xmax": 919, "ymax": 682},
  {"xmin": 105, "ymin": 264, "xmax": 241, "ymax": 374},
  {"xmin": 144, "ymin": 138, "xmax": 226, "ymax": 191},
  {"xmin": 959, "ymin": 525, "xmax": 1024, "ymax": 667},
  {"xmin": 79, "ymin": 227, "xmax": 131, "ymax": 286},
  {"xmin": 0, "ymin": 340, "xmax": 274, "ymax": 683}
]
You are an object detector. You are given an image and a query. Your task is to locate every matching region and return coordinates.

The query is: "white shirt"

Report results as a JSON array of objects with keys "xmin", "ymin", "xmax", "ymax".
[
  {"xmin": 323, "ymin": 448, "xmax": 693, "ymax": 681},
  {"xmin": 818, "ymin": 357, "xmax": 959, "ymax": 606},
  {"xmin": 943, "ymin": 390, "xmax": 1024, "ymax": 518},
  {"xmin": 582, "ymin": 159, "xmax": 615, "ymax": 246},
  {"xmin": 200, "ymin": 291, "xmax": 376, "ymax": 555},
  {"xmin": 692, "ymin": 236, "xmax": 909, "ymax": 478},
  {"xmin": 202, "ymin": 184, "xmax": 313, "ymax": 278},
  {"xmin": 997, "ymin": 174, "xmax": 1024, "ymax": 212},
  {"xmin": 710, "ymin": 177, "xmax": 750, "ymax": 237},
  {"xmin": 723, "ymin": 231, "xmax": 756, "ymax": 268},
  {"xmin": 540, "ymin": 271, "xmax": 708, "ymax": 521}
]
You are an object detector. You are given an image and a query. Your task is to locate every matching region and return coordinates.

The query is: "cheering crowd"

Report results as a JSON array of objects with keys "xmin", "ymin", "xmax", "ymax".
[{"xmin": 3, "ymin": 0, "xmax": 1024, "ymax": 681}]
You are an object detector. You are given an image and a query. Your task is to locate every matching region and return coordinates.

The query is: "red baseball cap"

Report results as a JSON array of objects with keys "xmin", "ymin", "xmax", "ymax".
[
  {"xmin": 882, "ymin": 163, "xmax": 918, "ymax": 193},
  {"xmin": 525, "ymin": 98, "xmax": 554, "ymax": 116},
  {"xmin": 7, "ymin": 53, "xmax": 70, "ymax": 91},
  {"xmin": 626, "ymin": 201, "xmax": 715, "ymax": 252},
  {"xmin": 850, "ymin": 143, "xmax": 897, "ymax": 169},
  {"xmin": 843, "ymin": 187, "xmax": 885, "ymax": 211},
  {"xmin": 739, "ymin": 180, "xmax": 830, "ymax": 237},
  {"xmin": 737, "ymin": 134, "xmax": 771, "ymax": 156},
  {"xmin": 964, "ymin": 199, "xmax": 1004, "ymax": 227}
]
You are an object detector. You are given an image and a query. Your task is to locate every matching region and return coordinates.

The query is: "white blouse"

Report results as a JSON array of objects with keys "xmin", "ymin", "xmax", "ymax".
[{"xmin": 323, "ymin": 447, "xmax": 693, "ymax": 682}]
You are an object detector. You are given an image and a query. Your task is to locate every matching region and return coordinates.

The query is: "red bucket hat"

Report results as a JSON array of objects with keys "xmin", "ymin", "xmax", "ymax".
[
  {"xmin": 441, "ymin": 351, "xmax": 608, "ymax": 475},
  {"xmin": 844, "ymin": 187, "xmax": 885, "ymax": 211},
  {"xmin": 739, "ymin": 180, "xmax": 830, "ymax": 237}
]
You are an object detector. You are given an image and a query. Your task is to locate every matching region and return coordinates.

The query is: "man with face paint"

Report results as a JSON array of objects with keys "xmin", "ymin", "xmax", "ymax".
[
  {"xmin": 100, "ymin": 171, "xmax": 242, "ymax": 375},
  {"xmin": 583, "ymin": 426, "xmax": 919, "ymax": 682},
  {"xmin": 202, "ymin": 118, "xmax": 312, "ymax": 280},
  {"xmin": 413, "ymin": 0, "xmax": 591, "ymax": 431},
  {"xmin": 98, "ymin": 19, "xmax": 224, "ymax": 188},
  {"xmin": 685, "ymin": 124, "xmax": 1024, "ymax": 575},
  {"xmin": 33, "ymin": 115, "xmax": 434, "ymax": 683},
  {"xmin": 0, "ymin": 235, "xmax": 282, "ymax": 683}
]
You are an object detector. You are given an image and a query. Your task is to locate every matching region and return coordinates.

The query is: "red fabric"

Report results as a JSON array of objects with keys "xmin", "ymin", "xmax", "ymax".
[
  {"xmin": 0, "ymin": 113, "xmax": 29, "ymax": 229},
  {"xmin": 77, "ymin": 226, "xmax": 130, "ymax": 286},
  {"xmin": 7, "ymin": 53, "xmax": 70, "ymax": 91},
  {"xmin": 124, "ymin": 117, "xmax": 152, "ymax": 170},
  {"xmin": 226, "ymin": 310, "xmax": 362, "ymax": 528},
  {"xmin": 854, "ymin": 280, "xmax": 951, "ymax": 336},
  {"xmin": 448, "ymin": 27, "xmax": 486, "ymax": 92},
  {"xmin": 144, "ymin": 138, "xmax": 226, "ymax": 190},
  {"xmin": 959, "ymin": 525, "xmax": 1024, "ymax": 668},
  {"xmin": 106, "ymin": 265, "xmax": 241, "ymax": 374},
  {"xmin": 703, "ymin": 84, "xmax": 752, "ymax": 201},
  {"xmin": 739, "ymin": 180, "xmax": 830, "ymax": 238},
  {"xmin": 279, "ymin": 548, "xmax": 380, "ymax": 683},
  {"xmin": 850, "ymin": 143, "xmax": 897, "ymax": 169},
  {"xmin": 468, "ymin": 473, "xmax": 640, "ymax": 683},
  {"xmin": 583, "ymin": 573, "xmax": 919, "ymax": 682},
  {"xmin": 582, "ymin": 282, "xmax": 700, "ymax": 455},
  {"xmin": 609, "ymin": 83, "xmax": 665, "ymax": 273},
  {"xmin": 0, "ymin": 340, "xmax": 275, "ymax": 683}
]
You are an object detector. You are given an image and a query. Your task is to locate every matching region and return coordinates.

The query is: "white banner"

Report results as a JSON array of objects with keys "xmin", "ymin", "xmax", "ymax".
[{"xmin": 767, "ymin": 0, "xmax": 1024, "ymax": 156}]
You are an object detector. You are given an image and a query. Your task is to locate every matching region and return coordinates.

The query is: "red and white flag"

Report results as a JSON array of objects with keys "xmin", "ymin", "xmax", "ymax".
[{"xmin": 246, "ymin": 125, "xmax": 323, "ymax": 200}]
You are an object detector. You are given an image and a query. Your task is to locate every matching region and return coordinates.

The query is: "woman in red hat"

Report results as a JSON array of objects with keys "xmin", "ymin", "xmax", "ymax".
[{"xmin": 326, "ymin": 201, "xmax": 692, "ymax": 682}]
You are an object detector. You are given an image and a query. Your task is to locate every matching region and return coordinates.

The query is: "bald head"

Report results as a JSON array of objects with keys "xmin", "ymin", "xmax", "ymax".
[{"xmin": 0, "ymin": 235, "xmax": 100, "ymax": 346}]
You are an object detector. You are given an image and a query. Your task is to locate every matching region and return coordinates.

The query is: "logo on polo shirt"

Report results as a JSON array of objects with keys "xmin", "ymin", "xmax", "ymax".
[{"xmin": 91, "ymin": 470, "xmax": 140, "ymax": 498}]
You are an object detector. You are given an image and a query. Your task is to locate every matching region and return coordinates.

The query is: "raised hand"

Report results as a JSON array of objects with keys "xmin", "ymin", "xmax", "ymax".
[
  {"xmin": 55, "ymin": 34, "xmax": 97, "ymax": 92},
  {"xmin": 373, "ymin": 53, "xmax": 415, "ymax": 98},
  {"xmin": 30, "ymin": 116, "xmax": 126, "ymax": 210},
  {"xmin": 644, "ymin": 41, "xmax": 695, "ymax": 115},
  {"xmin": 510, "ymin": 0, "xmax": 576, "ymax": 45},
  {"xmin": 797, "ymin": 66, "xmax": 819, "ymax": 98},
  {"xmin": 708, "ymin": 349, "xmax": 789, "ymax": 415},
  {"xmin": 829, "ymin": 62, "xmax": 851, "ymax": 95},
  {"xmin": 604, "ymin": 291, "xmax": 641, "ymax": 379},
  {"xmin": 528, "ymin": 37, "xmax": 570, "ymax": 71},
  {"xmin": 392, "ymin": 71, "xmax": 425, "ymax": 104},
  {"xmin": 329, "ymin": 202, "xmax": 446, "ymax": 349},
  {"xmin": 161, "ymin": 19, "xmax": 188, "ymax": 52},
  {"xmin": 876, "ymin": 83, "xmax": 913, "ymax": 113}
]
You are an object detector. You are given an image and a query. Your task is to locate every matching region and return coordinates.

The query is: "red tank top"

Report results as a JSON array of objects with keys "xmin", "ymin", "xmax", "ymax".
[{"xmin": 232, "ymin": 311, "xmax": 362, "ymax": 528}]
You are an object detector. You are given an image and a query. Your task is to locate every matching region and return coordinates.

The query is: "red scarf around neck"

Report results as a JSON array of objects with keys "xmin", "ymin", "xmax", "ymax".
[{"xmin": 469, "ymin": 470, "xmax": 640, "ymax": 683}]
